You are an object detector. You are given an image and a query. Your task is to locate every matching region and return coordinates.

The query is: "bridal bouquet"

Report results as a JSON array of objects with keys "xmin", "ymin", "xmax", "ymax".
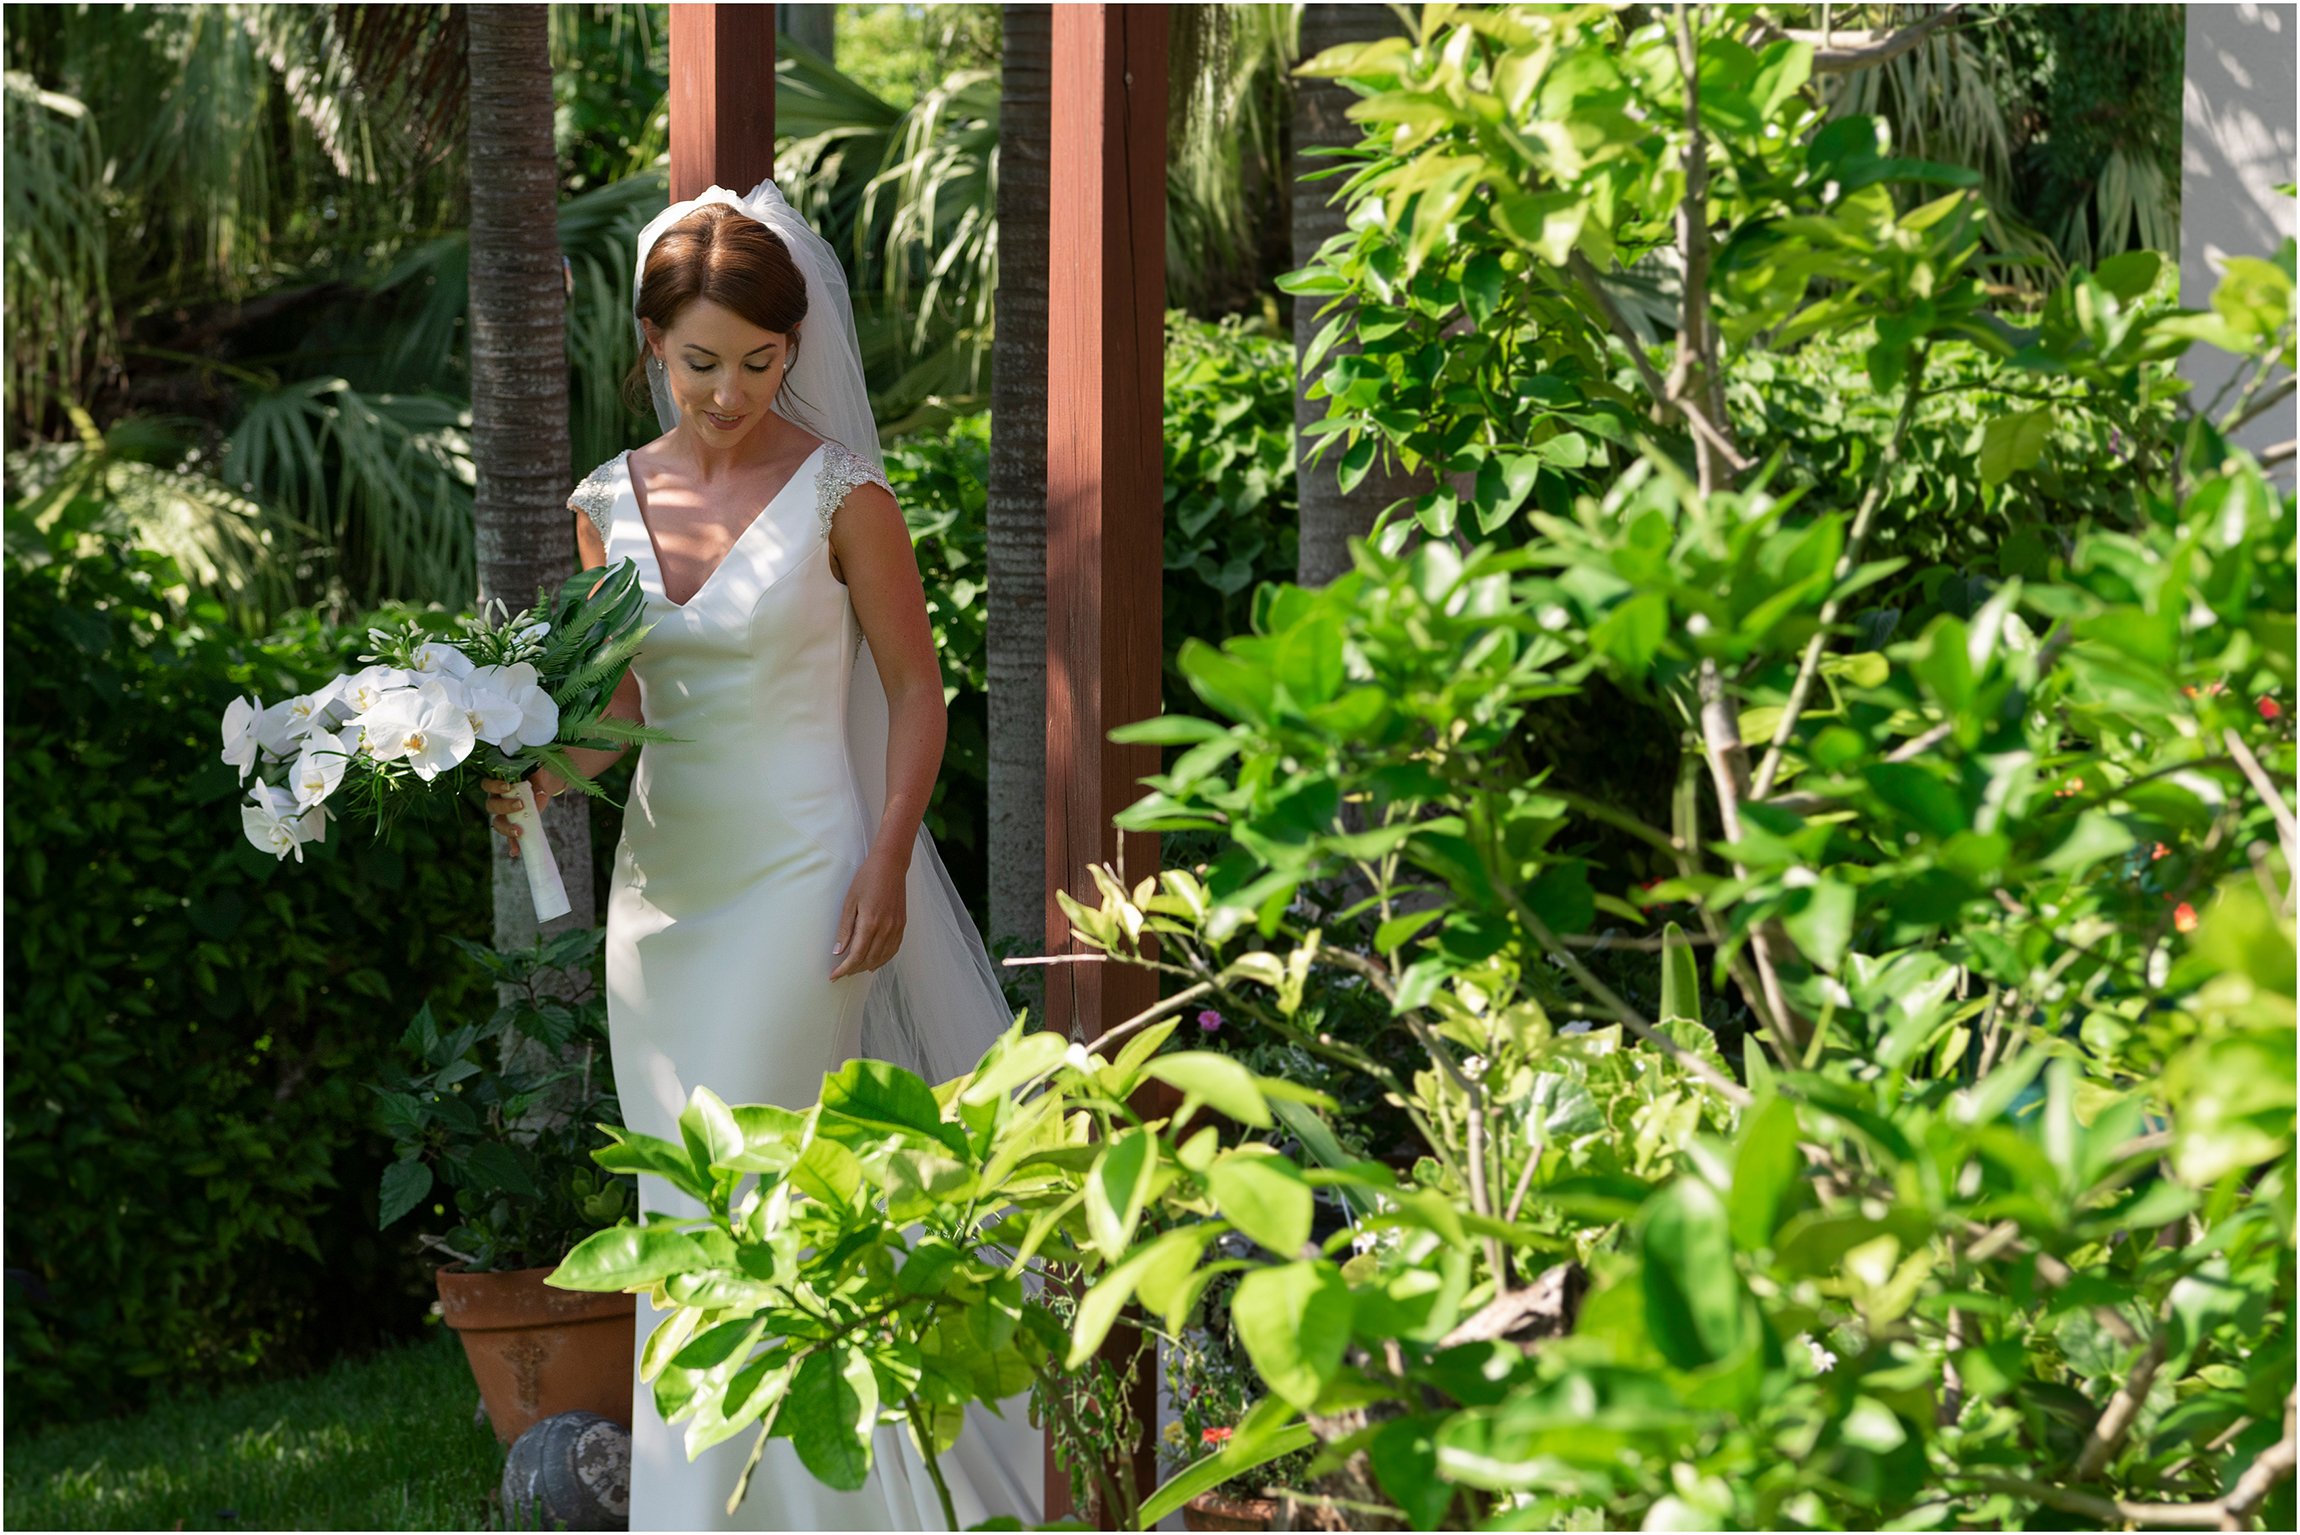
[{"xmin": 218, "ymin": 558, "xmax": 672, "ymax": 920}]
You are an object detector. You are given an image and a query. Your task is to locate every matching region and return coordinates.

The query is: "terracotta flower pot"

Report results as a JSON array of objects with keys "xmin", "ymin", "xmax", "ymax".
[
  {"xmin": 1182, "ymin": 1491, "xmax": 1278, "ymax": 1532},
  {"xmin": 435, "ymin": 1262, "xmax": 635, "ymax": 1446}
]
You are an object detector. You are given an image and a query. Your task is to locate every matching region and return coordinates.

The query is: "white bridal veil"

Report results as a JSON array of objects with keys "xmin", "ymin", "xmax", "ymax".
[{"xmin": 630, "ymin": 177, "xmax": 1019, "ymax": 1089}]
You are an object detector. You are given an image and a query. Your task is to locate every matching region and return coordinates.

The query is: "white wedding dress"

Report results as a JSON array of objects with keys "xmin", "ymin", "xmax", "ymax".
[{"xmin": 568, "ymin": 440, "xmax": 1044, "ymax": 1531}]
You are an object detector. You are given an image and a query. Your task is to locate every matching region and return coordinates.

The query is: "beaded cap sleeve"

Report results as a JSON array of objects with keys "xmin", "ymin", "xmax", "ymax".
[
  {"xmin": 814, "ymin": 440, "xmax": 891, "ymax": 535},
  {"xmin": 568, "ymin": 453, "xmax": 627, "ymax": 544}
]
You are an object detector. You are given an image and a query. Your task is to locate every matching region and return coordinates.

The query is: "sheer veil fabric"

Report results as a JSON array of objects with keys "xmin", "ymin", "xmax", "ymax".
[{"xmin": 631, "ymin": 177, "xmax": 1019, "ymax": 1087}]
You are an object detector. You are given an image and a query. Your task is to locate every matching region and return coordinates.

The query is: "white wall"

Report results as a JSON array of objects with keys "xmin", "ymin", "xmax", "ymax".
[{"xmin": 2180, "ymin": 3, "xmax": 2298, "ymax": 470}]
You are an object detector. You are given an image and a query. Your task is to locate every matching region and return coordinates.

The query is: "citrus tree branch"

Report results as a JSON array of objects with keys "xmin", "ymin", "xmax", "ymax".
[
  {"xmin": 1565, "ymin": 250, "xmax": 1752, "ymax": 474},
  {"xmin": 1751, "ymin": 357, "xmax": 1929, "ymax": 800},
  {"xmin": 1503, "ymin": 884, "xmax": 1751, "ymax": 1107},
  {"xmin": 2224, "ymin": 726, "xmax": 2299, "ymax": 900}
]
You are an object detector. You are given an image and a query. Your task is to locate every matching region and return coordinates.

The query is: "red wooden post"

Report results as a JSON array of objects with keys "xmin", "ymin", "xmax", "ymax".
[
  {"xmin": 1045, "ymin": 3, "xmax": 1169, "ymax": 1524},
  {"xmin": 667, "ymin": 4, "xmax": 779, "ymax": 202}
]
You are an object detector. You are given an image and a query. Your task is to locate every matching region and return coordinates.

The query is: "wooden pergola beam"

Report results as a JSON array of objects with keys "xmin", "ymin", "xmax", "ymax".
[
  {"xmin": 668, "ymin": 3, "xmax": 779, "ymax": 202},
  {"xmin": 1045, "ymin": 3, "xmax": 1170, "ymax": 1523}
]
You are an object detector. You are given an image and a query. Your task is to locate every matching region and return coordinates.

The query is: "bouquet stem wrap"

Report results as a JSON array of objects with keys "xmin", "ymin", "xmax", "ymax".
[{"xmin": 510, "ymin": 781, "xmax": 572, "ymax": 922}]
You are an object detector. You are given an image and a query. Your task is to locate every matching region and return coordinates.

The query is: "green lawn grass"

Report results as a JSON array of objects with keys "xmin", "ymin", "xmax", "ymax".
[{"xmin": 3, "ymin": 1327, "xmax": 503, "ymax": 1531}]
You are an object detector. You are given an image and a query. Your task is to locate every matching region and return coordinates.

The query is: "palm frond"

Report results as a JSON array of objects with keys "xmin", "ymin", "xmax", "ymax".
[
  {"xmin": 368, "ymin": 173, "xmax": 669, "ymax": 469},
  {"xmin": 552, "ymin": 173, "xmax": 673, "ymax": 467},
  {"xmin": 860, "ymin": 70, "xmax": 1000, "ymax": 387},
  {"xmin": 2061, "ymin": 147, "xmax": 2180, "ymax": 272},
  {"xmin": 1166, "ymin": 3, "xmax": 1300, "ymax": 314},
  {"xmin": 6, "ymin": 418, "xmax": 306, "ymax": 624},
  {"xmin": 3, "ymin": 73, "xmax": 117, "ymax": 441},
  {"xmin": 223, "ymin": 379, "xmax": 475, "ymax": 609},
  {"xmin": 332, "ymin": 2, "xmax": 469, "ymax": 197},
  {"xmin": 1822, "ymin": 4, "xmax": 2065, "ymax": 283}
]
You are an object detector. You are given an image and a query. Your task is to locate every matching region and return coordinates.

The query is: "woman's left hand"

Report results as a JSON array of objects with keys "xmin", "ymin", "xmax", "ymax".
[{"xmin": 831, "ymin": 848, "xmax": 908, "ymax": 980}]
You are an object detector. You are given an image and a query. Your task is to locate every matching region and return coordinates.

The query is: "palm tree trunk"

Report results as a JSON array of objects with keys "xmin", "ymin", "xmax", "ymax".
[
  {"xmin": 777, "ymin": 4, "xmax": 836, "ymax": 64},
  {"xmin": 986, "ymin": 2, "xmax": 1052, "ymax": 1003},
  {"xmin": 1291, "ymin": 2, "xmax": 1428, "ymax": 587},
  {"xmin": 468, "ymin": 4, "xmax": 594, "ymax": 944}
]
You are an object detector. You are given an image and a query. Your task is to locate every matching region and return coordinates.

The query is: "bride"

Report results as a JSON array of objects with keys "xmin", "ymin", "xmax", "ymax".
[{"xmin": 480, "ymin": 178, "xmax": 1043, "ymax": 1531}]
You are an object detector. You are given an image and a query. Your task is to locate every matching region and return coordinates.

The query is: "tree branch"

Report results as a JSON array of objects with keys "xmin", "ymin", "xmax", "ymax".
[
  {"xmin": 1766, "ymin": 721, "xmax": 1957, "ymax": 814},
  {"xmin": 2224, "ymin": 727, "xmax": 2299, "ymax": 899},
  {"xmin": 1504, "ymin": 885, "xmax": 1752, "ymax": 1106},
  {"xmin": 1960, "ymin": 1383, "xmax": 2297, "ymax": 1529},
  {"xmin": 1437, "ymin": 1260, "xmax": 1585, "ymax": 1350},
  {"xmin": 1967, "ymin": 1474, "xmax": 2230, "ymax": 1529},
  {"xmin": 2219, "ymin": 1387, "xmax": 2298, "ymax": 1530},
  {"xmin": 2226, "ymin": 374, "xmax": 2295, "ymax": 438},
  {"xmin": 2073, "ymin": 1320, "xmax": 2169, "ymax": 1481},
  {"xmin": 1696, "ymin": 659, "xmax": 1804, "ymax": 1049},
  {"xmin": 1562, "ymin": 929, "xmax": 1717, "ymax": 951},
  {"xmin": 1565, "ymin": 250, "xmax": 1752, "ymax": 474},
  {"xmin": 1750, "ymin": 5, "xmax": 1968, "ymax": 74},
  {"xmin": 1670, "ymin": 4, "xmax": 1737, "ymax": 495},
  {"xmin": 1751, "ymin": 358, "xmax": 1929, "ymax": 799}
]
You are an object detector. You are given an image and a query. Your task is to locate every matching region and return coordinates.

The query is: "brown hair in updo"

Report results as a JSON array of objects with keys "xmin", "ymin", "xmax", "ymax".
[{"xmin": 623, "ymin": 204, "xmax": 815, "ymax": 428}]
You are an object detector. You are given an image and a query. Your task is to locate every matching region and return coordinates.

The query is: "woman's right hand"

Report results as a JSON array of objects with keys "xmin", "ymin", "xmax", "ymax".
[{"xmin": 480, "ymin": 768, "xmax": 567, "ymax": 859}]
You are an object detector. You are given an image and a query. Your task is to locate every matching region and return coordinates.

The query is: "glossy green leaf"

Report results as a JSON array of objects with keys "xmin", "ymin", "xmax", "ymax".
[
  {"xmin": 784, "ymin": 1346, "xmax": 876, "ymax": 1491},
  {"xmin": 1638, "ymin": 1178, "xmax": 1748, "ymax": 1368},
  {"xmin": 1233, "ymin": 1261, "xmax": 1354, "ymax": 1411},
  {"xmin": 1207, "ymin": 1152, "xmax": 1314, "ymax": 1258},
  {"xmin": 1144, "ymin": 1051, "xmax": 1273, "ymax": 1128},
  {"xmin": 1658, "ymin": 922, "xmax": 1700, "ymax": 1024},
  {"xmin": 550, "ymin": 1223, "xmax": 715, "ymax": 1292},
  {"xmin": 1084, "ymin": 1128, "xmax": 1155, "ymax": 1262}
]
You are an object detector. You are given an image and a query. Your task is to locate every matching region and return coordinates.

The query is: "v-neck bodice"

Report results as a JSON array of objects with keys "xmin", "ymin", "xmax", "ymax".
[
  {"xmin": 585, "ymin": 443, "xmax": 870, "ymax": 858},
  {"xmin": 624, "ymin": 442, "xmax": 830, "ymax": 611}
]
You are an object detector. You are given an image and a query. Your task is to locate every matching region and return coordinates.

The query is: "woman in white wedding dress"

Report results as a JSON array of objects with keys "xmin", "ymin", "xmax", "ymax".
[{"xmin": 481, "ymin": 179, "xmax": 1043, "ymax": 1532}]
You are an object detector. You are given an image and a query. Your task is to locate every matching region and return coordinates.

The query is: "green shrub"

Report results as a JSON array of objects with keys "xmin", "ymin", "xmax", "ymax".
[
  {"xmin": 373, "ymin": 929, "xmax": 634, "ymax": 1275},
  {"xmin": 2, "ymin": 482, "xmax": 492, "ymax": 1427},
  {"xmin": 550, "ymin": 10, "xmax": 2293, "ymax": 1531},
  {"xmin": 1158, "ymin": 310, "xmax": 1301, "ymax": 714}
]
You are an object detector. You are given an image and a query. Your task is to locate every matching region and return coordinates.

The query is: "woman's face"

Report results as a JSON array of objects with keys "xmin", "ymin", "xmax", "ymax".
[{"xmin": 645, "ymin": 299, "xmax": 796, "ymax": 441}]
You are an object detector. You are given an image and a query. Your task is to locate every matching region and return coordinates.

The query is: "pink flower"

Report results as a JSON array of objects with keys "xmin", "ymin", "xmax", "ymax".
[
  {"xmin": 1202, "ymin": 1425, "xmax": 1234, "ymax": 1447},
  {"xmin": 2261, "ymin": 697, "xmax": 2283, "ymax": 721},
  {"xmin": 1197, "ymin": 1009, "xmax": 1224, "ymax": 1035}
]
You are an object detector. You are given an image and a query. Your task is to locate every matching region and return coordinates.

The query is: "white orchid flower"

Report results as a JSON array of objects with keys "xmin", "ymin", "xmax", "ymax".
[
  {"xmin": 280, "ymin": 678, "xmax": 347, "ymax": 742},
  {"xmin": 456, "ymin": 671, "xmax": 526, "ymax": 747},
  {"xmin": 409, "ymin": 641, "xmax": 475, "ymax": 680},
  {"xmin": 341, "ymin": 664, "xmax": 415, "ymax": 718},
  {"xmin": 220, "ymin": 694, "xmax": 261, "ymax": 782},
  {"xmin": 354, "ymin": 678, "xmax": 474, "ymax": 780},
  {"xmin": 472, "ymin": 661, "xmax": 559, "ymax": 750},
  {"xmin": 253, "ymin": 697, "xmax": 307, "ymax": 763},
  {"xmin": 290, "ymin": 729, "xmax": 351, "ymax": 809},
  {"xmin": 241, "ymin": 780, "xmax": 327, "ymax": 863}
]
